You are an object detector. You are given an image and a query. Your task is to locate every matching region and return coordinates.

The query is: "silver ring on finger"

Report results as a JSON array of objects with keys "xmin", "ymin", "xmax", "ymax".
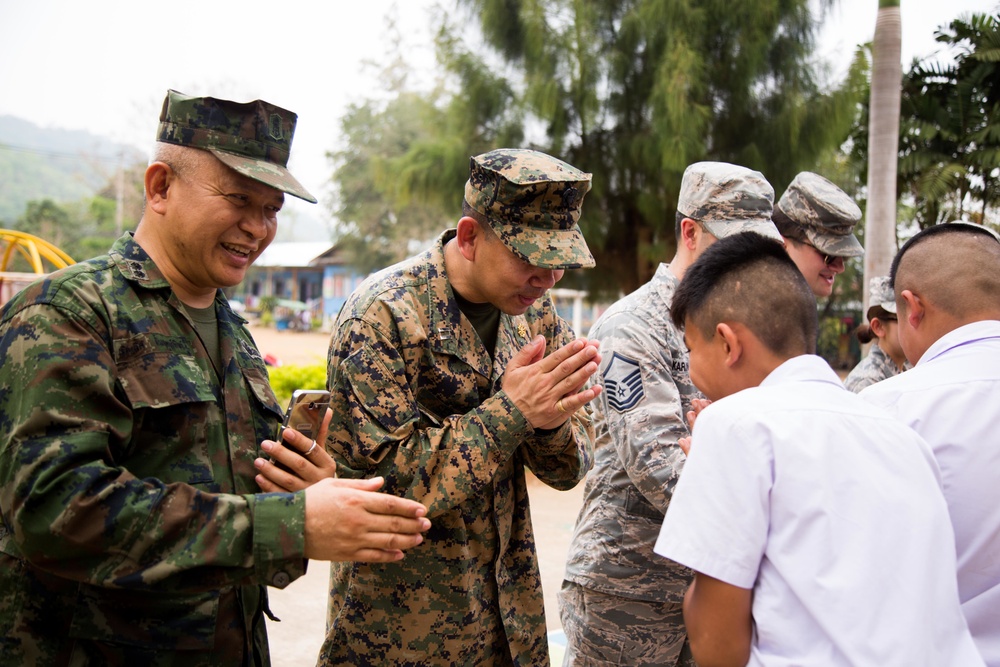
[{"xmin": 304, "ymin": 440, "xmax": 318, "ymax": 456}]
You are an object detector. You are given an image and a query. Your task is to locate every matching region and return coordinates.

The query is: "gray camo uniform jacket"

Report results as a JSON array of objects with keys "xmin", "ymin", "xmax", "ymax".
[
  {"xmin": 320, "ymin": 230, "xmax": 595, "ymax": 667},
  {"xmin": 564, "ymin": 263, "xmax": 699, "ymax": 603},
  {"xmin": 844, "ymin": 342, "xmax": 905, "ymax": 393},
  {"xmin": 0, "ymin": 233, "xmax": 306, "ymax": 667}
]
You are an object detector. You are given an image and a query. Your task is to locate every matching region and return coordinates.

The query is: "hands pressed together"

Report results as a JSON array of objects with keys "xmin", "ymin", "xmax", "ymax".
[
  {"xmin": 502, "ymin": 335, "xmax": 603, "ymax": 430},
  {"xmin": 254, "ymin": 334, "xmax": 606, "ymax": 564},
  {"xmin": 678, "ymin": 398, "xmax": 712, "ymax": 456}
]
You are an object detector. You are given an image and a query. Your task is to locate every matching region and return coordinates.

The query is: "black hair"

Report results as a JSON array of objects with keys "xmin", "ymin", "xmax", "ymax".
[
  {"xmin": 462, "ymin": 200, "xmax": 498, "ymax": 242},
  {"xmin": 672, "ymin": 232, "xmax": 818, "ymax": 356},
  {"xmin": 771, "ymin": 205, "xmax": 806, "ymax": 243},
  {"xmin": 855, "ymin": 305, "xmax": 893, "ymax": 344},
  {"xmin": 890, "ymin": 222, "xmax": 1000, "ymax": 288}
]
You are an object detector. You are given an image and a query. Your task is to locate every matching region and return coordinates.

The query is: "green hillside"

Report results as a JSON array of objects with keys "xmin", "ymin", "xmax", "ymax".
[{"xmin": 0, "ymin": 116, "xmax": 145, "ymax": 225}]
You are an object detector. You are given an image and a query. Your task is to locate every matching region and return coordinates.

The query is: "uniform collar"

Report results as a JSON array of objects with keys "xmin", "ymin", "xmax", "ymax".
[
  {"xmin": 108, "ymin": 232, "xmax": 173, "ymax": 290},
  {"xmin": 426, "ymin": 229, "xmax": 534, "ymax": 381},
  {"xmin": 108, "ymin": 231, "xmax": 247, "ymax": 326},
  {"xmin": 917, "ymin": 320, "xmax": 1000, "ymax": 366},
  {"xmin": 761, "ymin": 354, "xmax": 843, "ymax": 389}
]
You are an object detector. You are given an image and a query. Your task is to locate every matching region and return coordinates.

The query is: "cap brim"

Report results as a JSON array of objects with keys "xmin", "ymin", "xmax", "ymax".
[
  {"xmin": 700, "ymin": 218, "xmax": 782, "ymax": 242},
  {"xmin": 493, "ymin": 223, "xmax": 596, "ymax": 269},
  {"xmin": 804, "ymin": 227, "xmax": 864, "ymax": 258},
  {"xmin": 210, "ymin": 149, "xmax": 317, "ymax": 204}
]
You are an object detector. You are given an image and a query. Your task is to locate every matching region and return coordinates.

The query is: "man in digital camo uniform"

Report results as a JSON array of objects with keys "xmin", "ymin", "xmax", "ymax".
[
  {"xmin": 0, "ymin": 90, "xmax": 429, "ymax": 666},
  {"xmin": 772, "ymin": 171, "xmax": 864, "ymax": 298},
  {"xmin": 560, "ymin": 162, "xmax": 780, "ymax": 666},
  {"xmin": 320, "ymin": 148, "xmax": 602, "ymax": 666}
]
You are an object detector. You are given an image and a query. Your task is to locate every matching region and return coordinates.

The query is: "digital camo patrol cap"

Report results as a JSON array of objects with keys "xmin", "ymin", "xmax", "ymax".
[
  {"xmin": 775, "ymin": 171, "xmax": 862, "ymax": 258},
  {"xmin": 868, "ymin": 275, "xmax": 897, "ymax": 315},
  {"xmin": 464, "ymin": 148, "xmax": 595, "ymax": 269},
  {"xmin": 676, "ymin": 162, "xmax": 781, "ymax": 241},
  {"xmin": 156, "ymin": 89, "xmax": 317, "ymax": 203}
]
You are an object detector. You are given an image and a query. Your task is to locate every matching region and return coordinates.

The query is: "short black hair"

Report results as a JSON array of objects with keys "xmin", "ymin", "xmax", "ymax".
[
  {"xmin": 890, "ymin": 222, "xmax": 1000, "ymax": 320},
  {"xmin": 672, "ymin": 232, "xmax": 818, "ymax": 357},
  {"xmin": 890, "ymin": 222, "xmax": 1000, "ymax": 288},
  {"xmin": 771, "ymin": 205, "xmax": 807, "ymax": 243},
  {"xmin": 462, "ymin": 200, "xmax": 499, "ymax": 242}
]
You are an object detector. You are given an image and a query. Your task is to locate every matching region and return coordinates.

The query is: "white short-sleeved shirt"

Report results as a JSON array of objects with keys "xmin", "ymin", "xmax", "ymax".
[
  {"xmin": 656, "ymin": 355, "xmax": 983, "ymax": 667},
  {"xmin": 862, "ymin": 320, "xmax": 1000, "ymax": 666}
]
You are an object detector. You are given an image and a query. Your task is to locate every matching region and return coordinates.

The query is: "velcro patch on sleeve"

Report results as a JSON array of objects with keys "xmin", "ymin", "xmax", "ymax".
[{"xmin": 603, "ymin": 352, "xmax": 644, "ymax": 412}]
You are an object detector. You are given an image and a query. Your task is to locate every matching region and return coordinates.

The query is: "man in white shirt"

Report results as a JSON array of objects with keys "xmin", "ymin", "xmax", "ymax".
[
  {"xmin": 861, "ymin": 222, "xmax": 1000, "ymax": 667},
  {"xmin": 654, "ymin": 232, "xmax": 982, "ymax": 667}
]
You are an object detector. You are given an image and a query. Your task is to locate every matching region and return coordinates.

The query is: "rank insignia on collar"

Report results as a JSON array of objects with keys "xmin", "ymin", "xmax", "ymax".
[{"xmin": 517, "ymin": 323, "xmax": 527, "ymax": 338}]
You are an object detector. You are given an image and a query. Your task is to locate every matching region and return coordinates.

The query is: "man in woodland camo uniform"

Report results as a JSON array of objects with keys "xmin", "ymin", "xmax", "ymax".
[
  {"xmin": 0, "ymin": 90, "xmax": 428, "ymax": 667},
  {"xmin": 560, "ymin": 162, "xmax": 781, "ymax": 666},
  {"xmin": 320, "ymin": 148, "xmax": 602, "ymax": 666}
]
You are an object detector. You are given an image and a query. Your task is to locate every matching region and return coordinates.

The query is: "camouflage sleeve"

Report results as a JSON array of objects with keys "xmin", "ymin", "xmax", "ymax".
[
  {"xmin": 0, "ymin": 303, "xmax": 305, "ymax": 591},
  {"xmin": 520, "ymin": 413, "xmax": 595, "ymax": 491},
  {"xmin": 328, "ymin": 316, "xmax": 538, "ymax": 518},
  {"xmin": 594, "ymin": 312, "xmax": 689, "ymax": 514},
  {"xmin": 518, "ymin": 307, "xmax": 595, "ymax": 490}
]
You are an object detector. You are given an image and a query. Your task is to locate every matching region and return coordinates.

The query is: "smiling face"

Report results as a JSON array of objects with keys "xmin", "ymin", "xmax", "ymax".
[
  {"xmin": 784, "ymin": 238, "xmax": 845, "ymax": 297},
  {"xmin": 146, "ymin": 150, "xmax": 284, "ymax": 306}
]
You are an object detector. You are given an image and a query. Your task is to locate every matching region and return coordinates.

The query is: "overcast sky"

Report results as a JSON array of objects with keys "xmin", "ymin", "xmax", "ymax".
[{"xmin": 0, "ymin": 0, "xmax": 993, "ymax": 228}]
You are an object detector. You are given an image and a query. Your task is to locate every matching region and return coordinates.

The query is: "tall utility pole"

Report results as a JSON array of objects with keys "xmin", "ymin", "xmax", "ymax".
[
  {"xmin": 863, "ymin": 0, "xmax": 902, "ymax": 312},
  {"xmin": 115, "ymin": 150, "xmax": 125, "ymax": 236}
]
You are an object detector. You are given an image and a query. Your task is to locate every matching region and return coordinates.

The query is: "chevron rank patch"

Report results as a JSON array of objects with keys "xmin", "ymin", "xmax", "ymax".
[{"xmin": 603, "ymin": 352, "xmax": 644, "ymax": 412}]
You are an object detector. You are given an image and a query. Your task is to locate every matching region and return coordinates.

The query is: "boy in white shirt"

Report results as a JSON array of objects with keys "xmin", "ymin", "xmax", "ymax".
[
  {"xmin": 654, "ymin": 232, "xmax": 982, "ymax": 667},
  {"xmin": 861, "ymin": 222, "xmax": 1000, "ymax": 666}
]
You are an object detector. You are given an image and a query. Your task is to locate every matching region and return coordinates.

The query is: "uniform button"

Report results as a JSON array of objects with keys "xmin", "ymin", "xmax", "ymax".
[{"xmin": 272, "ymin": 571, "xmax": 290, "ymax": 587}]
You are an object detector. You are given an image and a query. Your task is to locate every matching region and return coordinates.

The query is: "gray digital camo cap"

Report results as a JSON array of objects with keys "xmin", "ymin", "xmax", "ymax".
[
  {"xmin": 676, "ymin": 162, "xmax": 781, "ymax": 241},
  {"xmin": 868, "ymin": 275, "xmax": 897, "ymax": 314},
  {"xmin": 776, "ymin": 171, "xmax": 862, "ymax": 258},
  {"xmin": 156, "ymin": 89, "xmax": 317, "ymax": 203},
  {"xmin": 464, "ymin": 148, "xmax": 595, "ymax": 269}
]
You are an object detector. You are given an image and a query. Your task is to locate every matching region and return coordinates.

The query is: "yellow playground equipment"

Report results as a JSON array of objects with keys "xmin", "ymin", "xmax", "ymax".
[
  {"xmin": 0, "ymin": 229, "xmax": 76, "ymax": 273},
  {"xmin": 0, "ymin": 230, "xmax": 76, "ymax": 306}
]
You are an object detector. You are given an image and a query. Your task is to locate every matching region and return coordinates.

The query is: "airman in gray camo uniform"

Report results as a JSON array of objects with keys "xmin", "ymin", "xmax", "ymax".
[
  {"xmin": 560, "ymin": 162, "xmax": 780, "ymax": 666},
  {"xmin": 844, "ymin": 275, "xmax": 909, "ymax": 392},
  {"xmin": 0, "ymin": 90, "xmax": 429, "ymax": 667},
  {"xmin": 320, "ymin": 148, "xmax": 602, "ymax": 666},
  {"xmin": 773, "ymin": 171, "xmax": 864, "ymax": 298}
]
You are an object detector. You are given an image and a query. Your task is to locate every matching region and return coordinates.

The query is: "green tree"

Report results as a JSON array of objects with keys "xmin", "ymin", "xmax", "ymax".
[
  {"xmin": 377, "ymin": 0, "xmax": 866, "ymax": 295},
  {"xmin": 14, "ymin": 199, "xmax": 70, "ymax": 252},
  {"xmin": 327, "ymin": 16, "xmax": 524, "ymax": 273},
  {"xmin": 897, "ymin": 11, "xmax": 1000, "ymax": 231},
  {"xmin": 329, "ymin": 90, "xmax": 454, "ymax": 273}
]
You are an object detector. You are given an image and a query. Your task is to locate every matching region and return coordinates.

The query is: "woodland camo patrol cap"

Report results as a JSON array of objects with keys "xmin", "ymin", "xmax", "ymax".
[
  {"xmin": 465, "ymin": 148, "xmax": 595, "ymax": 269},
  {"xmin": 156, "ymin": 89, "xmax": 317, "ymax": 203}
]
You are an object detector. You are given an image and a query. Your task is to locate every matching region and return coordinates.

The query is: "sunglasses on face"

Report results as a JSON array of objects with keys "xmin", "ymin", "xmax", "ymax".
[{"xmin": 802, "ymin": 242, "xmax": 840, "ymax": 266}]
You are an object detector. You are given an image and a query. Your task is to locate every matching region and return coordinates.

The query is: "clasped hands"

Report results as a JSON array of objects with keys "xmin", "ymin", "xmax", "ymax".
[{"xmin": 502, "ymin": 335, "xmax": 603, "ymax": 430}]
